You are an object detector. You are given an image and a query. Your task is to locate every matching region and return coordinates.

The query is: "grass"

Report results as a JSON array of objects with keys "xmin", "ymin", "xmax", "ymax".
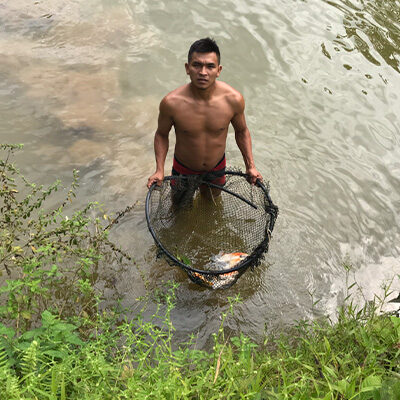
[{"xmin": 0, "ymin": 290, "xmax": 399, "ymax": 399}]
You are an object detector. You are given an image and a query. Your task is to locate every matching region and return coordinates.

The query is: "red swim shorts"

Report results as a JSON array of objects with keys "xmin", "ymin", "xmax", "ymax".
[{"xmin": 172, "ymin": 154, "xmax": 226, "ymax": 186}]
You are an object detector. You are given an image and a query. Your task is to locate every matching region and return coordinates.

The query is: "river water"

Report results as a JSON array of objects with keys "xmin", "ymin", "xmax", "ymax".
[{"xmin": 1, "ymin": 0, "xmax": 399, "ymax": 347}]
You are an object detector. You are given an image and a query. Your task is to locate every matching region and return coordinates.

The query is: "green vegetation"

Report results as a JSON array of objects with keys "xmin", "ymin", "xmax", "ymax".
[{"xmin": 1, "ymin": 144, "xmax": 399, "ymax": 399}]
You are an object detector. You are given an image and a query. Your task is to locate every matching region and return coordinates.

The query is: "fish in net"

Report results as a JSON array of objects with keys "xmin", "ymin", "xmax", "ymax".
[{"xmin": 145, "ymin": 170, "xmax": 278, "ymax": 289}]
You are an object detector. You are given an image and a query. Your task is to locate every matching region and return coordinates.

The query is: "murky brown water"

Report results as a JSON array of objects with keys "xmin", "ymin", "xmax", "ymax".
[{"xmin": 1, "ymin": 0, "xmax": 399, "ymax": 347}]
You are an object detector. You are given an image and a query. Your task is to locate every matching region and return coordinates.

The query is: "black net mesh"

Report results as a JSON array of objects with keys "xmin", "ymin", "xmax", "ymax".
[{"xmin": 145, "ymin": 170, "xmax": 278, "ymax": 289}]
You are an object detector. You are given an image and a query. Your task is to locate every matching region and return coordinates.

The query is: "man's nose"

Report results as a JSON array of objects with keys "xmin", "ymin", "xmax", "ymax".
[{"xmin": 199, "ymin": 66, "xmax": 207, "ymax": 75}]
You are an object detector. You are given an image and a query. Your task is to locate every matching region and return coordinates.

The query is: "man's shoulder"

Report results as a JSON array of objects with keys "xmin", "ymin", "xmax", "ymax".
[
  {"xmin": 162, "ymin": 85, "xmax": 190, "ymax": 106},
  {"xmin": 158, "ymin": 85, "xmax": 190, "ymax": 115},
  {"xmin": 217, "ymin": 81, "xmax": 244, "ymax": 110},
  {"xmin": 217, "ymin": 81, "xmax": 243, "ymax": 101}
]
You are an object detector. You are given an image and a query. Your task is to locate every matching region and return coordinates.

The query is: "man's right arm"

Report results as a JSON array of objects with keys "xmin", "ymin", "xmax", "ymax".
[{"xmin": 147, "ymin": 98, "xmax": 174, "ymax": 188}]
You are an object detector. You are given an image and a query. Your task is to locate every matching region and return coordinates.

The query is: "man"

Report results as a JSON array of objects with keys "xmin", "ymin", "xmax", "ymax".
[{"xmin": 147, "ymin": 38, "xmax": 262, "ymax": 194}]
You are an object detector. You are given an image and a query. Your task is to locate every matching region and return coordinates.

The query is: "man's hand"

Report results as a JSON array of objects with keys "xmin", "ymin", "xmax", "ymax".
[
  {"xmin": 246, "ymin": 167, "xmax": 263, "ymax": 185},
  {"xmin": 147, "ymin": 171, "xmax": 164, "ymax": 189}
]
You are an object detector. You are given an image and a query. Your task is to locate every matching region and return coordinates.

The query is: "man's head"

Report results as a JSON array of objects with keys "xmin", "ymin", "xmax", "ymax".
[
  {"xmin": 186, "ymin": 38, "xmax": 222, "ymax": 90},
  {"xmin": 188, "ymin": 37, "xmax": 220, "ymax": 65}
]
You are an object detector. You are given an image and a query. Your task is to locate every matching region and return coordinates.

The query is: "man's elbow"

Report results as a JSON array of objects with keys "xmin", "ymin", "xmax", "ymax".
[
  {"xmin": 235, "ymin": 128, "xmax": 249, "ymax": 140},
  {"xmin": 155, "ymin": 130, "xmax": 169, "ymax": 140}
]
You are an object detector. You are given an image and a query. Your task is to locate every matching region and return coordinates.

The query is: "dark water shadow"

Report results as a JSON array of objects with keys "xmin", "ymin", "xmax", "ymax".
[{"xmin": 323, "ymin": 0, "xmax": 400, "ymax": 73}]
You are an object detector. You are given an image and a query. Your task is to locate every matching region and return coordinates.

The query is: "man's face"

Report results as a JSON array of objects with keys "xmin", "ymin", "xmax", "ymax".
[{"xmin": 185, "ymin": 52, "xmax": 222, "ymax": 90}]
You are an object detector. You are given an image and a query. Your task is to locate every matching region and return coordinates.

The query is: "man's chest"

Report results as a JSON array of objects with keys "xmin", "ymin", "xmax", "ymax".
[{"xmin": 172, "ymin": 102, "xmax": 233, "ymax": 134}]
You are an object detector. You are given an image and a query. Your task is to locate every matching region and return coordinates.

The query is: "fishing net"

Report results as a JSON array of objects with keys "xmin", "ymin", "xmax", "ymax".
[{"xmin": 145, "ymin": 170, "xmax": 278, "ymax": 289}]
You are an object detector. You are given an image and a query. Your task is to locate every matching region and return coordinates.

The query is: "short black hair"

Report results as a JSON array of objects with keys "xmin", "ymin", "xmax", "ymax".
[{"xmin": 188, "ymin": 38, "xmax": 220, "ymax": 64}]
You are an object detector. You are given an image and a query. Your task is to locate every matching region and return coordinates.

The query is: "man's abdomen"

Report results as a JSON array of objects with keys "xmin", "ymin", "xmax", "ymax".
[{"xmin": 174, "ymin": 130, "xmax": 227, "ymax": 171}]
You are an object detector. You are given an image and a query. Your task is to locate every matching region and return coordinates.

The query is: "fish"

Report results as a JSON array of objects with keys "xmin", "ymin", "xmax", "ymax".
[
  {"xmin": 212, "ymin": 252, "xmax": 248, "ymax": 270},
  {"xmin": 187, "ymin": 252, "xmax": 248, "ymax": 289}
]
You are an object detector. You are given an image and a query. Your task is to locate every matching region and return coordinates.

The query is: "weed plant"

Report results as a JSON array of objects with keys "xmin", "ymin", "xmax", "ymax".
[
  {"xmin": 0, "ymin": 144, "xmax": 399, "ymax": 399},
  {"xmin": 0, "ymin": 144, "xmax": 129, "ymax": 333}
]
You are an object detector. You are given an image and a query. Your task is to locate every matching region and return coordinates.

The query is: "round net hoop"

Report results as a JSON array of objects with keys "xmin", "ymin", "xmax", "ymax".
[{"xmin": 145, "ymin": 170, "xmax": 278, "ymax": 289}]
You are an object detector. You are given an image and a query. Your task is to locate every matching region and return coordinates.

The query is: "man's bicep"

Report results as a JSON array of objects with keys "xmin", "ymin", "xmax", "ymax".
[
  {"xmin": 157, "ymin": 99, "xmax": 174, "ymax": 136},
  {"xmin": 230, "ymin": 94, "xmax": 247, "ymax": 133},
  {"xmin": 231, "ymin": 110, "xmax": 247, "ymax": 134}
]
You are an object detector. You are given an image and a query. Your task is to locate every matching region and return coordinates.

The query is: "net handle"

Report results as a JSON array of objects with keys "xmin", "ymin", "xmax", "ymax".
[
  {"xmin": 222, "ymin": 171, "xmax": 279, "ymax": 233},
  {"xmin": 145, "ymin": 173, "xmax": 277, "ymax": 275},
  {"xmin": 159, "ymin": 175, "xmax": 258, "ymax": 210}
]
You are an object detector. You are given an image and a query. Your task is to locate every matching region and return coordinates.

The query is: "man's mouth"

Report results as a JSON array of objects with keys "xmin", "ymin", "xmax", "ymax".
[{"xmin": 198, "ymin": 78, "xmax": 208, "ymax": 82}]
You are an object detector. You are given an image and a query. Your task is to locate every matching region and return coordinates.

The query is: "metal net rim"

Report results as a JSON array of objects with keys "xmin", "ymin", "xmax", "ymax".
[{"xmin": 145, "ymin": 170, "xmax": 278, "ymax": 276}]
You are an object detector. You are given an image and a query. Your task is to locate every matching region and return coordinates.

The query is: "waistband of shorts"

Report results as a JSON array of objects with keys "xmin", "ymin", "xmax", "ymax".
[{"xmin": 173, "ymin": 154, "xmax": 226, "ymax": 175}]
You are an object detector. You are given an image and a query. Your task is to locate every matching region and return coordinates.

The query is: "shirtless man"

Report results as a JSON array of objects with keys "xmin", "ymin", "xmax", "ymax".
[{"xmin": 147, "ymin": 38, "xmax": 262, "ymax": 193}]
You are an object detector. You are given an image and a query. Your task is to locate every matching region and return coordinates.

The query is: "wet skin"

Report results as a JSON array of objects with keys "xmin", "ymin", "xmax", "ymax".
[{"xmin": 147, "ymin": 51, "xmax": 262, "ymax": 189}]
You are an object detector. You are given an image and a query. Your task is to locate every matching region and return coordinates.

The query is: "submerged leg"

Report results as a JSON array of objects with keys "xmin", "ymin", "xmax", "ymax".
[
  {"xmin": 199, "ymin": 184, "xmax": 221, "ymax": 202},
  {"xmin": 171, "ymin": 179, "xmax": 197, "ymax": 209}
]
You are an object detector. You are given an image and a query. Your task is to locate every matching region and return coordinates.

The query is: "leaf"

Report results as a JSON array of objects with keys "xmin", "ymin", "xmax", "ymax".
[
  {"xmin": 41, "ymin": 310, "xmax": 56, "ymax": 326},
  {"xmin": 21, "ymin": 310, "xmax": 31, "ymax": 320},
  {"xmin": 324, "ymin": 336, "xmax": 331, "ymax": 354},
  {"xmin": 181, "ymin": 255, "xmax": 191, "ymax": 265},
  {"xmin": 16, "ymin": 341, "xmax": 32, "ymax": 351},
  {"xmin": 391, "ymin": 316, "xmax": 400, "ymax": 333},
  {"xmin": 176, "ymin": 253, "xmax": 192, "ymax": 266},
  {"xmin": 12, "ymin": 246, "xmax": 23, "ymax": 253},
  {"xmin": 332, "ymin": 379, "xmax": 349, "ymax": 395},
  {"xmin": 65, "ymin": 334, "xmax": 84, "ymax": 346},
  {"xmin": 361, "ymin": 375, "xmax": 381, "ymax": 389},
  {"xmin": 20, "ymin": 327, "xmax": 45, "ymax": 340},
  {"xmin": 0, "ymin": 323, "xmax": 15, "ymax": 339},
  {"xmin": 323, "ymin": 365, "xmax": 337, "ymax": 378},
  {"xmin": 52, "ymin": 322, "xmax": 77, "ymax": 332},
  {"xmin": 43, "ymin": 349, "xmax": 68, "ymax": 359}
]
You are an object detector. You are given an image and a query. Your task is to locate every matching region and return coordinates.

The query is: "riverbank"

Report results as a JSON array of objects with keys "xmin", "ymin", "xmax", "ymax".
[
  {"xmin": 1, "ymin": 145, "xmax": 399, "ymax": 399},
  {"xmin": 1, "ymin": 287, "xmax": 399, "ymax": 399}
]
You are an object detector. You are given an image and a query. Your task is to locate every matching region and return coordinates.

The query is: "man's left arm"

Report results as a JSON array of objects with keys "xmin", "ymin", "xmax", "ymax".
[{"xmin": 231, "ymin": 94, "xmax": 263, "ymax": 184}]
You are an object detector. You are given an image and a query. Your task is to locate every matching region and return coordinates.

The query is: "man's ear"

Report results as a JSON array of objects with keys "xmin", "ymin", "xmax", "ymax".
[
  {"xmin": 217, "ymin": 65, "xmax": 222, "ymax": 77},
  {"xmin": 185, "ymin": 63, "xmax": 189, "ymax": 75}
]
